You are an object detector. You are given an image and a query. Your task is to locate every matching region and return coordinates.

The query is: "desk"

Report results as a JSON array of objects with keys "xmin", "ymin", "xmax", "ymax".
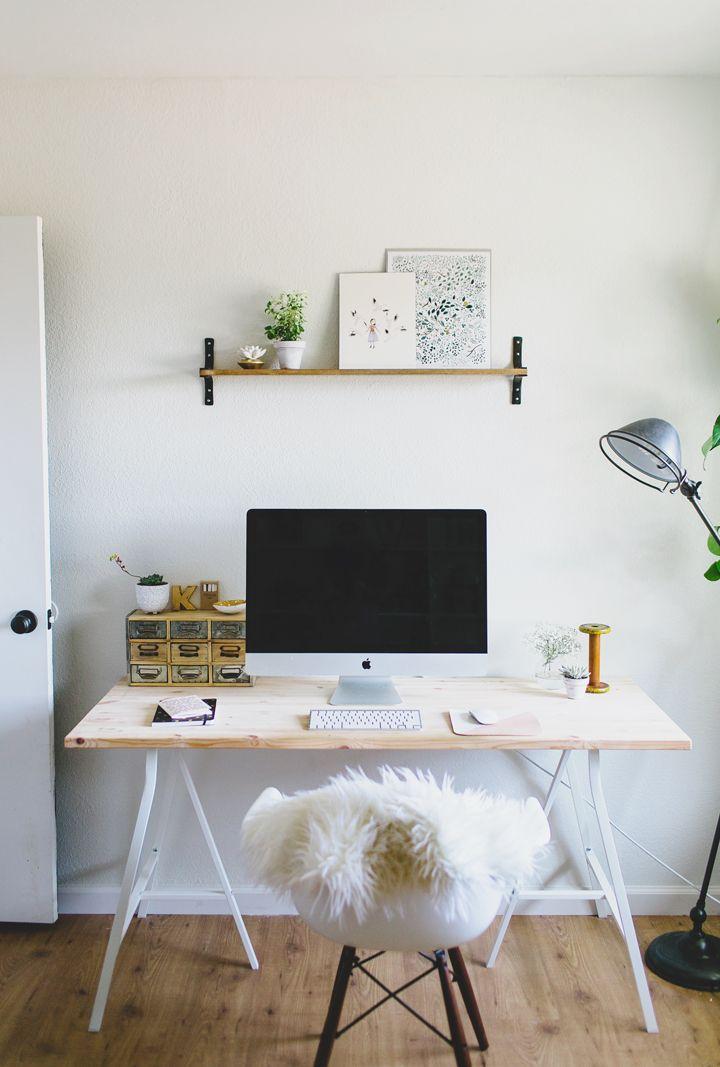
[{"xmin": 66, "ymin": 676, "xmax": 691, "ymax": 1034}]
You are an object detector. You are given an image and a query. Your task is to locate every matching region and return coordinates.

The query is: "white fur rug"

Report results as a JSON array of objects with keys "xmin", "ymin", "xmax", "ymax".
[{"xmin": 241, "ymin": 767, "xmax": 550, "ymax": 921}]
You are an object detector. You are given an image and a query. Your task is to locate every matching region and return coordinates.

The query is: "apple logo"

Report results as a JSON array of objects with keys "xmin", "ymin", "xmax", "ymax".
[{"xmin": 362, "ymin": 658, "xmax": 371, "ymax": 670}]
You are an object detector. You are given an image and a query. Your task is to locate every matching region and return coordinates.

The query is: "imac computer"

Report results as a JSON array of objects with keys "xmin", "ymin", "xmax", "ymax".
[{"xmin": 245, "ymin": 509, "xmax": 487, "ymax": 706}]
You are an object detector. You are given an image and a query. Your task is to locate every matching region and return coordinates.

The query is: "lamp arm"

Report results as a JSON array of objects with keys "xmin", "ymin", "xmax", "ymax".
[{"xmin": 680, "ymin": 479, "xmax": 720, "ymax": 549}]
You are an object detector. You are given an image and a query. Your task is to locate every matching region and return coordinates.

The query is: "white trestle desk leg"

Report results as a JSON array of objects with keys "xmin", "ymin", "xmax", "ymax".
[
  {"xmin": 89, "ymin": 749, "xmax": 159, "ymax": 1032},
  {"xmin": 178, "ymin": 755, "xmax": 259, "ymax": 970},
  {"xmin": 138, "ymin": 751, "xmax": 178, "ymax": 919},
  {"xmin": 587, "ymin": 750, "xmax": 658, "ymax": 1034},
  {"xmin": 487, "ymin": 749, "xmax": 571, "ymax": 968},
  {"xmin": 566, "ymin": 751, "xmax": 609, "ymax": 919}
]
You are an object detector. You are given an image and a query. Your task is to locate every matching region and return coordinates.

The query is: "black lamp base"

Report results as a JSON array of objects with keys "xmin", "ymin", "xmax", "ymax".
[{"xmin": 645, "ymin": 929, "xmax": 720, "ymax": 992}]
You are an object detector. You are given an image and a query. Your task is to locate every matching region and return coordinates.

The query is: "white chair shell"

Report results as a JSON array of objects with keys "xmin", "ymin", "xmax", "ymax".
[
  {"xmin": 244, "ymin": 785, "xmax": 504, "ymax": 951},
  {"xmin": 293, "ymin": 882, "xmax": 502, "ymax": 952}
]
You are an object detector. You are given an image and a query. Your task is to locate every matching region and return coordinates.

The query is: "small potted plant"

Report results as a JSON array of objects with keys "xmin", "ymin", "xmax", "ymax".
[
  {"xmin": 237, "ymin": 345, "xmax": 266, "ymax": 370},
  {"xmin": 560, "ymin": 663, "xmax": 590, "ymax": 700},
  {"xmin": 109, "ymin": 553, "xmax": 169, "ymax": 614},
  {"xmin": 264, "ymin": 291, "xmax": 307, "ymax": 369},
  {"xmin": 525, "ymin": 623, "xmax": 581, "ymax": 689}
]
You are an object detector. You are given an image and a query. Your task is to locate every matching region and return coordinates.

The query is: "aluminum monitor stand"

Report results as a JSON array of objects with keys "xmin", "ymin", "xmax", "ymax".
[{"xmin": 329, "ymin": 675, "xmax": 402, "ymax": 706}]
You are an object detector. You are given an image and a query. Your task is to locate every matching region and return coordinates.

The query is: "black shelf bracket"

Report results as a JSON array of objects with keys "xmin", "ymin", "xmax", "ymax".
[
  {"xmin": 203, "ymin": 337, "xmax": 214, "ymax": 406},
  {"xmin": 512, "ymin": 336, "xmax": 525, "ymax": 405}
]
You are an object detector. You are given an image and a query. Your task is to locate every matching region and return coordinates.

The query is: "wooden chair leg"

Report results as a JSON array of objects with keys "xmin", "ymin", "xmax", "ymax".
[
  {"xmin": 448, "ymin": 947, "xmax": 489, "ymax": 1051},
  {"xmin": 314, "ymin": 945, "xmax": 356, "ymax": 1067},
  {"xmin": 435, "ymin": 950, "xmax": 472, "ymax": 1067}
]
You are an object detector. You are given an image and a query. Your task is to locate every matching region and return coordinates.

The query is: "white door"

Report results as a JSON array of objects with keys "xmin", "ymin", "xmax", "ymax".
[{"xmin": 0, "ymin": 216, "xmax": 57, "ymax": 922}]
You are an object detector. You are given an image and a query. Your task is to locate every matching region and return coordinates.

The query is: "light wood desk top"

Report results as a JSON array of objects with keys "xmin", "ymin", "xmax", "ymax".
[{"xmin": 65, "ymin": 676, "xmax": 691, "ymax": 751}]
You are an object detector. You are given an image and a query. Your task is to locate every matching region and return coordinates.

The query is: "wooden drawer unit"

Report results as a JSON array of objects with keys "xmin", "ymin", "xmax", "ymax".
[
  {"xmin": 170, "ymin": 641, "xmax": 209, "ymax": 664},
  {"xmin": 129, "ymin": 640, "xmax": 168, "ymax": 664},
  {"xmin": 212, "ymin": 664, "xmax": 253, "ymax": 685},
  {"xmin": 171, "ymin": 664, "xmax": 210, "ymax": 685},
  {"xmin": 211, "ymin": 619, "xmax": 246, "ymax": 640},
  {"xmin": 170, "ymin": 619, "xmax": 209, "ymax": 640},
  {"xmin": 127, "ymin": 610, "xmax": 253, "ymax": 685},
  {"xmin": 130, "ymin": 663, "xmax": 169, "ymax": 685},
  {"xmin": 211, "ymin": 641, "xmax": 246, "ymax": 664},
  {"xmin": 128, "ymin": 618, "xmax": 168, "ymax": 640}
]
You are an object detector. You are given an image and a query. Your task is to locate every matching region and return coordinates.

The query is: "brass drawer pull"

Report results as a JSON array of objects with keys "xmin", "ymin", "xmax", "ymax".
[
  {"xmin": 137, "ymin": 643, "xmax": 159, "ymax": 656},
  {"xmin": 219, "ymin": 645, "xmax": 240, "ymax": 658},
  {"xmin": 219, "ymin": 667, "xmax": 241, "ymax": 679},
  {"xmin": 177, "ymin": 668, "xmax": 201, "ymax": 679},
  {"xmin": 130, "ymin": 621, "xmax": 167, "ymax": 639},
  {"xmin": 171, "ymin": 621, "xmax": 208, "ymax": 639},
  {"xmin": 178, "ymin": 643, "xmax": 200, "ymax": 657},
  {"xmin": 138, "ymin": 667, "xmax": 161, "ymax": 680},
  {"xmin": 211, "ymin": 621, "xmax": 246, "ymax": 639}
]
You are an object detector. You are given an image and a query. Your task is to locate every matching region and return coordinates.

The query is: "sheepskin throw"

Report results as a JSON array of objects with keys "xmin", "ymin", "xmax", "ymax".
[{"xmin": 241, "ymin": 767, "xmax": 550, "ymax": 921}]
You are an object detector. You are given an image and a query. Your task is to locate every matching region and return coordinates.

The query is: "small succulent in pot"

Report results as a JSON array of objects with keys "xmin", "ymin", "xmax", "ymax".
[
  {"xmin": 109, "ymin": 553, "xmax": 169, "ymax": 614},
  {"xmin": 237, "ymin": 345, "xmax": 267, "ymax": 369},
  {"xmin": 560, "ymin": 663, "xmax": 590, "ymax": 700}
]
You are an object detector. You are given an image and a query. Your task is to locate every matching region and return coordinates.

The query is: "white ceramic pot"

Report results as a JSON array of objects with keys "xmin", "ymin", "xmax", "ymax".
[
  {"xmin": 274, "ymin": 340, "xmax": 305, "ymax": 369},
  {"xmin": 563, "ymin": 677, "xmax": 588, "ymax": 700},
  {"xmin": 136, "ymin": 583, "xmax": 169, "ymax": 614}
]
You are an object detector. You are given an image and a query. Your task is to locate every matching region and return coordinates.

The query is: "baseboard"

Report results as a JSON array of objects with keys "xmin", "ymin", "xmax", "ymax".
[
  {"xmin": 58, "ymin": 884, "xmax": 720, "ymax": 917},
  {"xmin": 58, "ymin": 886, "xmax": 294, "ymax": 916}
]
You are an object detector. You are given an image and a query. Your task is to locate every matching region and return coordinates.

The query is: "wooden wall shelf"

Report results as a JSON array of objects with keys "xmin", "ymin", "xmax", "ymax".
[
  {"xmin": 199, "ymin": 337, "xmax": 527, "ymax": 405},
  {"xmin": 200, "ymin": 367, "xmax": 525, "ymax": 377}
]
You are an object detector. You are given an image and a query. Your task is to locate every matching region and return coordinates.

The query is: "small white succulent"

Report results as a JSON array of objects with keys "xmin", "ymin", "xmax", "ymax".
[
  {"xmin": 239, "ymin": 345, "xmax": 266, "ymax": 361},
  {"xmin": 560, "ymin": 663, "xmax": 590, "ymax": 680}
]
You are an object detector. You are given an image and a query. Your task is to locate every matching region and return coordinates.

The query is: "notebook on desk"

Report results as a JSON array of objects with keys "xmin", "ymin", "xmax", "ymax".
[{"xmin": 151, "ymin": 697, "xmax": 216, "ymax": 727}]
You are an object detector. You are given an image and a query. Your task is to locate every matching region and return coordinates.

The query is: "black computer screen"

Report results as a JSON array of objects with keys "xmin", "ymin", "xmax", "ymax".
[{"xmin": 246, "ymin": 509, "xmax": 487, "ymax": 654}]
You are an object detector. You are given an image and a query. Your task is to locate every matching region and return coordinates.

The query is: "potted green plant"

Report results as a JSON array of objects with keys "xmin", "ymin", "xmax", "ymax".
[
  {"xmin": 264, "ymin": 291, "xmax": 307, "ymax": 369},
  {"xmin": 109, "ymin": 553, "xmax": 169, "ymax": 613},
  {"xmin": 560, "ymin": 663, "xmax": 590, "ymax": 700}
]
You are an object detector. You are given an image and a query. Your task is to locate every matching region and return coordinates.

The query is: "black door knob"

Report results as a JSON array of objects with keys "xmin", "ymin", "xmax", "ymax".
[{"xmin": 11, "ymin": 610, "xmax": 38, "ymax": 634}]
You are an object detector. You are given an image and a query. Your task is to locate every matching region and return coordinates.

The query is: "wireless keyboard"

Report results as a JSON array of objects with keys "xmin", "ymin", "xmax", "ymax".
[{"xmin": 308, "ymin": 708, "xmax": 423, "ymax": 731}]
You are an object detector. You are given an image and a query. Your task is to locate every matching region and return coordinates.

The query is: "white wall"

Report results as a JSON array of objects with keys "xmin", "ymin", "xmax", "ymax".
[{"xmin": 1, "ymin": 77, "xmax": 719, "ymax": 908}]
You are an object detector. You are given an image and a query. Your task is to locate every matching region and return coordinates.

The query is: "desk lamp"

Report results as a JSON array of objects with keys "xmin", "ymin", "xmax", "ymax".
[{"xmin": 600, "ymin": 417, "xmax": 720, "ymax": 991}]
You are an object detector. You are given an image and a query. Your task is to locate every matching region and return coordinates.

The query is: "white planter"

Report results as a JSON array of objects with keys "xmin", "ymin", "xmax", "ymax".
[
  {"xmin": 274, "ymin": 340, "xmax": 305, "ymax": 369},
  {"xmin": 534, "ymin": 667, "xmax": 563, "ymax": 691},
  {"xmin": 563, "ymin": 677, "xmax": 588, "ymax": 700},
  {"xmin": 136, "ymin": 583, "xmax": 169, "ymax": 614}
]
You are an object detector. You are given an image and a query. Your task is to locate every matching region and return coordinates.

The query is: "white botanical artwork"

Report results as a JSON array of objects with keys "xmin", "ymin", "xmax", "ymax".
[
  {"xmin": 386, "ymin": 250, "xmax": 491, "ymax": 367},
  {"xmin": 339, "ymin": 272, "xmax": 416, "ymax": 369}
]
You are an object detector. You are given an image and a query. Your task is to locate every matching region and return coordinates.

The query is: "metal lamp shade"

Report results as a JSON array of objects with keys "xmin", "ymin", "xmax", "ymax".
[{"xmin": 599, "ymin": 418, "xmax": 685, "ymax": 491}]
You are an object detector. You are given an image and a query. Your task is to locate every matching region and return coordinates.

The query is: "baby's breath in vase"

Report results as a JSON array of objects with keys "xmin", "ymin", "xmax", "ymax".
[{"xmin": 525, "ymin": 623, "xmax": 581, "ymax": 690}]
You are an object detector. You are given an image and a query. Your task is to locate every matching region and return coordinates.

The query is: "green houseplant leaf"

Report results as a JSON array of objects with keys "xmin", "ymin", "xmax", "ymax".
[
  {"xmin": 701, "ymin": 415, "xmax": 720, "ymax": 464},
  {"xmin": 704, "ymin": 560, "xmax": 720, "ymax": 581},
  {"xmin": 708, "ymin": 528, "xmax": 720, "ymax": 557}
]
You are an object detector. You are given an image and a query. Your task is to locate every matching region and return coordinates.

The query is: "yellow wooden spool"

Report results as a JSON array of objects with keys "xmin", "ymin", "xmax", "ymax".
[{"xmin": 579, "ymin": 623, "xmax": 611, "ymax": 693}]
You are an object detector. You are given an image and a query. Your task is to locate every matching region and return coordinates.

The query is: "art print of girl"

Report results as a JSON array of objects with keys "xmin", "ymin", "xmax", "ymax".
[{"xmin": 366, "ymin": 318, "xmax": 380, "ymax": 348}]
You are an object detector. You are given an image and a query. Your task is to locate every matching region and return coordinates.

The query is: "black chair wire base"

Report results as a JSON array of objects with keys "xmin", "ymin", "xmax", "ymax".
[{"xmin": 314, "ymin": 945, "xmax": 489, "ymax": 1067}]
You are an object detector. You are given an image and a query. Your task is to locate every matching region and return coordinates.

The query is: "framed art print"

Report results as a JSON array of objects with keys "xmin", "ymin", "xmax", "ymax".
[
  {"xmin": 386, "ymin": 249, "xmax": 491, "ymax": 367},
  {"xmin": 339, "ymin": 272, "xmax": 416, "ymax": 369}
]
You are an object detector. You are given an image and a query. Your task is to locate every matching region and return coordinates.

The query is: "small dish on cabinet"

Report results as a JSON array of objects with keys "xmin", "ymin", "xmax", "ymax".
[{"xmin": 213, "ymin": 600, "xmax": 246, "ymax": 615}]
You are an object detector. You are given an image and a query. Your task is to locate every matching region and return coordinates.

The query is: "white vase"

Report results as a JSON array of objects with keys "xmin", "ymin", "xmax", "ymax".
[
  {"xmin": 534, "ymin": 666, "xmax": 563, "ymax": 690},
  {"xmin": 274, "ymin": 340, "xmax": 305, "ymax": 369},
  {"xmin": 563, "ymin": 677, "xmax": 588, "ymax": 700},
  {"xmin": 136, "ymin": 583, "xmax": 169, "ymax": 614}
]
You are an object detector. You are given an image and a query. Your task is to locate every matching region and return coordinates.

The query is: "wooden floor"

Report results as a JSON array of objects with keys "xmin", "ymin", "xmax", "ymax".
[{"xmin": 0, "ymin": 915, "xmax": 718, "ymax": 1066}]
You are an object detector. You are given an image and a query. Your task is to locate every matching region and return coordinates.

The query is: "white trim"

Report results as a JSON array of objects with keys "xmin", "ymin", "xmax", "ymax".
[{"xmin": 58, "ymin": 883, "xmax": 720, "ymax": 918}]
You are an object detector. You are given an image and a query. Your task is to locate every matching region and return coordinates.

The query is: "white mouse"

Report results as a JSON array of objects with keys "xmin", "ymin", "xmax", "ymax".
[{"xmin": 469, "ymin": 708, "xmax": 500, "ymax": 726}]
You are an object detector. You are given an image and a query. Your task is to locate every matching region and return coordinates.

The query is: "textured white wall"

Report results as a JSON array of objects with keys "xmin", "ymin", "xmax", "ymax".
[{"xmin": 1, "ymin": 77, "xmax": 719, "ymax": 901}]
